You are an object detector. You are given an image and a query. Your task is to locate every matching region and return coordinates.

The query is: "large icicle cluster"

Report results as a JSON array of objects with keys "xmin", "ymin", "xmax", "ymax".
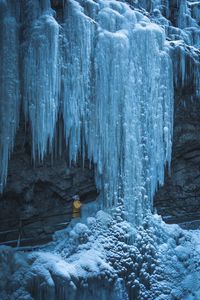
[
  {"xmin": 0, "ymin": 0, "xmax": 173, "ymax": 223},
  {"xmin": 137, "ymin": 0, "xmax": 200, "ymax": 95},
  {"xmin": 23, "ymin": 5, "xmax": 60, "ymax": 161},
  {"xmin": 0, "ymin": 0, "xmax": 20, "ymax": 193}
]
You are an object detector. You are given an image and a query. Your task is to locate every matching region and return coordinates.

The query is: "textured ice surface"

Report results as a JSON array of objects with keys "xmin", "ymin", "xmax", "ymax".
[
  {"xmin": 1, "ymin": 1, "xmax": 200, "ymax": 298},
  {"xmin": 23, "ymin": 10, "xmax": 60, "ymax": 161},
  {"xmin": 0, "ymin": 0, "xmax": 173, "ymax": 224},
  {"xmin": 0, "ymin": 210, "xmax": 200, "ymax": 299},
  {"xmin": 0, "ymin": 0, "xmax": 19, "ymax": 193},
  {"xmin": 47, "ymin": 0, "xmax": 173, "ymax": 223}
]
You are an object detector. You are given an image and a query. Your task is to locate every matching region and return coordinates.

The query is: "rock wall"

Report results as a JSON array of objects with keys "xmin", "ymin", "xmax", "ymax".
[
  {"xmin": 155, "ymin": 89, "xmax": 200, "ymax": 224},
  {"xmin": 0, "ymin": 123, "xmax": 97, "ymax": 247},
  {"xmin": 154, "ymin": 1, "xmax": 200, "ymax": 224}
]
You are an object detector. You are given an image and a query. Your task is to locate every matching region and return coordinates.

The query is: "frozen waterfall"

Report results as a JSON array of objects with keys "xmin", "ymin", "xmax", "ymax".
[
  {"xmin": 0, "ymin": 0, "xmax": 20, "ymax": 193},
  {"xmin": 0, "ymin": 0, "xmax": 173, "ymax": 223},
  {"xmin": 23, "ymin": 10, "xmax": 60, "ymax": 161}
]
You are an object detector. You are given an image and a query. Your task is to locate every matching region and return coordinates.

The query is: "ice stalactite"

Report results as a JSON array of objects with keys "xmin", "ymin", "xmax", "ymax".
[
  {"xmin": 0, "ymin": 0, "xmax": 20, "ymax": 193},
  {"xmin": 123, "ymin": 23, "xmax": 173, "ymax": 222},
  {"xmin": 141, "ymin": 0, "xmax": 200, "ymax": 98},
  {"xmin": 61, "ymin": 0, "xmax": 95, "ymax": 163},
  {"xmin": 23, "ymin": 3, "xmax": 60, "ymax": 161},
  {"xmin": 62, "ymin": 0, "xmax": 173, "ymax": 223},
  {"xmin": 0, "ymin": 0, "xmax": 174, "ymax": 224}
]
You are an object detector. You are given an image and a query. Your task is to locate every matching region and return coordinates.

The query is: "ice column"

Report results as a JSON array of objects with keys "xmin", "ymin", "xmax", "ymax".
[
  {"xmin": 123, "ymin": 23, "xmax": 173, "ymax": 222},
  {"xmin": 64, "ymin": 1, "xmax": 173, "ymax": 223},
  {"xmin": 62, "ymin": 0, "xmax": 95, "ymax": 163}
]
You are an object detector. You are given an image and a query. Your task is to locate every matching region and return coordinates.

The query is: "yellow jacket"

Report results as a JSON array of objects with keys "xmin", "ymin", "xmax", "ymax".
[{"xmin": 72, "ymin": 200, "xmax": 82, "ymax": 218}]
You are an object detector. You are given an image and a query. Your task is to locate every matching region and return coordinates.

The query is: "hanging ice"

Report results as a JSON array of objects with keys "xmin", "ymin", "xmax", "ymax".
[
  {"xmin": 0, "ymin": 0, "xmax": 174, "ymax": 223},
  {"xmin": 62, "ymin": 0, "xmax": 95, "ymax": 162},
  {"xmin": 63, "ymin": 0, "xmax": 173, "ymax": 223},
  {"xmin": 23, "ymin": 1, "xmax": 60, "ymax": 161},
  {"xmin": 0, "ymin": 0, "xmax": 20, "ymax": 193}
]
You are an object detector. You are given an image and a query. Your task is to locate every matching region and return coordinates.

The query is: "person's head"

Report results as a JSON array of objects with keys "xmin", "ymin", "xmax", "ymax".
[{"xmin": 73, "ymin": 195, "xmax": 80, "ymax": 201}]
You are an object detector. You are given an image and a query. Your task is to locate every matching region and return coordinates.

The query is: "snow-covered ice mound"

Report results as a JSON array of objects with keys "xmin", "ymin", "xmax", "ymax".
[{"xmin": 0, "ymin": 207, "xmax": 200, "ymax": 300}]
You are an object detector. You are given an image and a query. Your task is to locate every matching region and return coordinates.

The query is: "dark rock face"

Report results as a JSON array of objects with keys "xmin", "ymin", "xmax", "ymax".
[
  {"xmin": 0, "ymin": 125, "xmax": 97, "ymax": 247},
  {"xmin": 155, "ymin": 90, "xmax": 200, "ymax": 224}
]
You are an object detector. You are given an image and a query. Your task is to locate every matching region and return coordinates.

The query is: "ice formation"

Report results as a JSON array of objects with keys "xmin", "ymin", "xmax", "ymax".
[
  {"xmin": 1, "ymin": 210, "xmax": 200, "ymax": 299},
  {"xmin": 0, "ymin": 0, "xmax": 174, "ymax": 224},
  {"xmin": 0, "ymin": 0, "xmax": 20, "ymax": 193},
  {"xmin": 23, "ymin": 5, "xmax": 60, "ymax": 161},
  {"xmin": 1, "ymin": 1, "xmax": 200, "ymax": 300}
]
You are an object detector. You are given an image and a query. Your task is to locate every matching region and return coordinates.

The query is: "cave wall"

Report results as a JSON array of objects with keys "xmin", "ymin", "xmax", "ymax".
[
  {"xmin": 0, "ymin": 123, "xmax": 97, "ymax": 247},
  {"xmin": 155, "ymin": 89, "xmax": 200, "ymax": 224},
  {"xmin": 152, "ymin": 1, "xmax": 200, "ymax": 224}
]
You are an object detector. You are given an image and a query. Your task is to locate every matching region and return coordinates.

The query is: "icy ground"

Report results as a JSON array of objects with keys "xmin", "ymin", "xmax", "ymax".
[{"xmin": 0, "ymin": 205, "xmax": 200, "ymax": 300}]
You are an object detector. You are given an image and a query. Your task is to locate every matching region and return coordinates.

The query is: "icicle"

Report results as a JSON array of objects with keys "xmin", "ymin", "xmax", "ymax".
[
  {"xmin": 61, "ymin": 0, "xmax": 95, "ymax": 164},
  {"xmin": 190, "ymin": 1, "xmax": 200, "ymax": 24},
  {"xmin": 195, "ymin": 63, "xmax": 200, "ymax": 96},
  {"xmin": 180, "ymin": 46, "xmax": 186, "ymax": 87},
  {"xmin": 122, "ymin": 22, "xmax": 173, "ymax": 223},
  {"xmin": 23, "ymin": 5, "xmax": 60, "ymax": 161},
  {"xmin": 0, "ymin": 0, "xmax": 20, "ymax": 193},
  {"xmin": 62, "ymin": 0, "xmax": 173, "ymax": 223},
  {"xmin": 0, "ymin": 0, "xmax": 174, "ymax": 225}
]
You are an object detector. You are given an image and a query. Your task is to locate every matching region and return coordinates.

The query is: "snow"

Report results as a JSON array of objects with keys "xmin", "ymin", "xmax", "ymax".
[{"xmin": 0, "ymin": 210, "xmax": 200, "ymax": 299}]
